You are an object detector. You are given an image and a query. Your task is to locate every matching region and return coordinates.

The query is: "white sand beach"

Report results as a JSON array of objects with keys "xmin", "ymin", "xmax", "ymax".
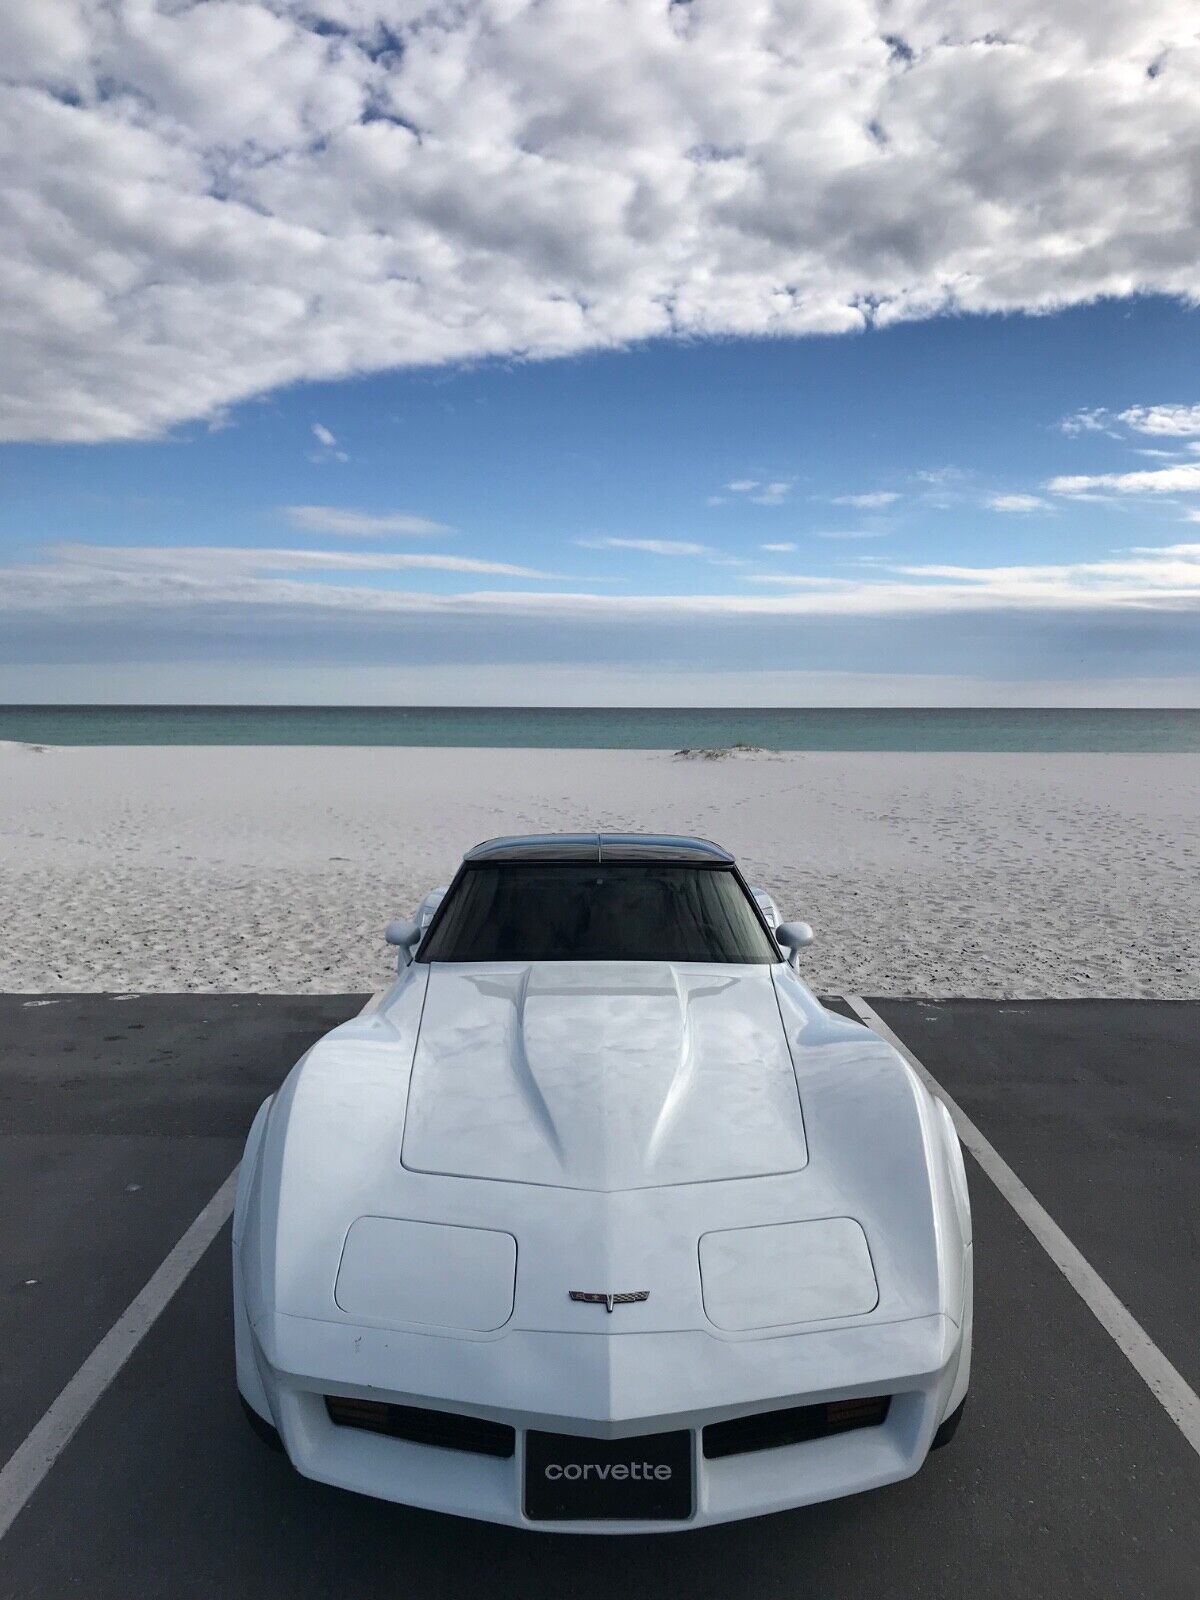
[{"xmin": 2, "ymin": 743, "xmax": 1196, "ymax": 997}]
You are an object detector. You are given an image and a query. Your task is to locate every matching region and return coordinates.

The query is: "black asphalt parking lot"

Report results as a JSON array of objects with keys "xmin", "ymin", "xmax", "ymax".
[{"xmin": 2, "ymin": 994, "xmax": 1198, "ymax": 1599}]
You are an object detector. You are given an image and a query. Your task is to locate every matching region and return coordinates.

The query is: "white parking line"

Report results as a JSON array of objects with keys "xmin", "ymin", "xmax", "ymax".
[
  {"xmin": 0, "ymin": 987, "xmax": 389, "ymax": 1542},
  {"xmin": 845, "ymin": 994, "xmax": 1200, "ymax": 1459},
  {"xmin": 0, "ymin": 1168, "xmax": 240, "ymax": 1541}
]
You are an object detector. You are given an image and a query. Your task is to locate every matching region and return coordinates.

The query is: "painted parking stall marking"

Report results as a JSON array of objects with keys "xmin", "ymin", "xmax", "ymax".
[
  {"xmin": 0, "ymin": 988, "xmax": 385, "ymax": 1546},
  {"xmin": 845, "ymin": 994, "xmax": 1200, "ymax": 1459},
  {"xmin": 0, "ymin": 1168, "xmax": 240, "ymax": 1542}
]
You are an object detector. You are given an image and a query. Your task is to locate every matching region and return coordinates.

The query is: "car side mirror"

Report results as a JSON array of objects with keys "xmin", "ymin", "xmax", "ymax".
[
  {"xmin": 775, "ymin": 921, "xmax": 814, "ymax": 968},
  {"xmin": 384, "ymin": 918, "xmax": 422, "ymax": 970}
]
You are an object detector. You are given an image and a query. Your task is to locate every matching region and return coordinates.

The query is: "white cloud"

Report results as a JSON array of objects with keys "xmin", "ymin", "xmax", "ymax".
[
  {"xmin": 814, "ymin": 528, "xmax": 891, "ymax": 540},
  {"xmin": 911, "ymin": 466, "xmax": 970, "ymax": 507},
  {"xmin": 309, "ymin": 422, "xmax": 347, "ymax": 462},
  {"xmin": 831, "ymin": 492, "xmax": 900, "ymax": 508},
  {"xmin": 49, "ymin": 543, "xmax": 554, "ymax": 580},
  {"xmin": 986, "ymin": 493, "xmax": 1050, "ymax": 512},
  {"xmin": 889, "ymin": 549, "xmax": 1200, "ymax": 593},
  {"xmin": 724, "ymin": 480, "xmax": 791, "ymax": 505},
  {"xmin": 761, "ymin": 541, "xmax": 797, "ymax": 552},
  {"xmin": 1118, "ymin": 404, "xmax": 1200, "ymax": 436},
  {"xmin": 1047, "ymin": 464, "xmax": 1200, "ymax": 495},
  {"xmin": 576, "ymin": 537, "xmax": 711, "ymax": 557},
  {"xmin": 1059, "ymin": 403, "xmax": 1200, "ymax": 441},
  {"xmin": 744, "ymin": 574, "xmax": 869, "ymax": 588},
  {"xmin": 12, "ymin": 2, "xmax": 1200, "ymax": 442},
  {"xmin": 283, "ymin": 505, "xmax": 452, "ymax": 537},
  {"xmin": 751, "ymin": 482, "xmax": 790, "ymax": 506},
  {"xmin": 1059, "ymin": 408, "xmax": 1120, "ymax": 437},
  {"xmin": 732, "ymin": 543, "xmax": 1200, "ymax": 608},
  {"xmin": 5, "ymin": 541, "xmax": 1200, "ymax": 631}
]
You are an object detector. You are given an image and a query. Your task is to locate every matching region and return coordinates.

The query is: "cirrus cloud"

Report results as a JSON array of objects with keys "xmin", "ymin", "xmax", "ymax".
[
  {"xmin": 7, "ymin": 538, "xmax": 1199, "ymax": 622},
  {"xmin": 718, "ymin": 480, "xmax": 793, "ymax": 506},
  {"xmin": 986, "ymin": 493, "xmax": 1050, "ymax": 512},
  {"xmin": 283, "ymin": 505, "xmax": 453, "ymax": 537},
  {"xmin": 46, "ymin": 542, "xmax": 555, "ymax": 580},
  {"xmin": 6, "ymin": 2, "xmax": 1200, "ymax": 442},
  {"xmin": 575, "ymin": 537, "xmax": 712, "ymax": 557},
  {"xmin": 830, "ymin": 492, "xmax": 900, "ymax": 508}
]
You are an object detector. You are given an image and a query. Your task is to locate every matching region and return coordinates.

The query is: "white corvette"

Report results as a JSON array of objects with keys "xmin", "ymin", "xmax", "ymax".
[{"xmin": 233, "ymin": 834, "xmax": 971, "ymax": 1530}]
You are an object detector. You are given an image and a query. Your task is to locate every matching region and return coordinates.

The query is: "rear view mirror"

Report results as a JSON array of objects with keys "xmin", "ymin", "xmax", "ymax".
[
  {"xmin": 775, "ymin": 921, "xmax": 815, "ymax": 968},
  {"xmin": 384, "ymin": 918, "xmax": 422, "ymax": 970}
]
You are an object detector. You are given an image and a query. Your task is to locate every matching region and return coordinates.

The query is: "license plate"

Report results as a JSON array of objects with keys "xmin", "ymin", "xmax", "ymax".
[{"xmin": 524, "ymin": 1428, "xmax": 693, "ymax": 1522}]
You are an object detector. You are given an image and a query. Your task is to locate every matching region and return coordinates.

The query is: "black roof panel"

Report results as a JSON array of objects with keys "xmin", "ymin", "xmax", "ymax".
[
  {"xmin": 463, "ymin": 833, "xmax": 735, "ymax": 866},
  {"xmin": 599, "ymin": 834, "xmax": 735, "ymax": 864},
  {"xmin": 464, "ymin": 834, "xmax": 599, "ymax": 863}
]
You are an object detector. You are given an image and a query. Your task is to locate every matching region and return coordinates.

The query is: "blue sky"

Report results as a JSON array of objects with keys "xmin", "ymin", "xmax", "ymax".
[
  {"xmin": 4, "ymin": 3, "xmax": 1200, "ymax": 704},
  {"xmin": 5, "ymin": 298, "xmax": 1200, "ymax": 703}
]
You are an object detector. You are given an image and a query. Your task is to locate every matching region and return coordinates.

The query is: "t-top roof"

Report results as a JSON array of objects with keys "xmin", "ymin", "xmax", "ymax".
[{"xmin": 462, "ymin": 833, "xmax": 736, "ymax": 866}]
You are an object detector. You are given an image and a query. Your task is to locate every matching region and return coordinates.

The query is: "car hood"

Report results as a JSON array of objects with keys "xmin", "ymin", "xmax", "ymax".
[
  {"xmin": 245, "ymin": 968, "xmax": 967, "ymax": 1336},
  {"xmin": 400, "ymin": 962, "xmax": 808, "ymax": 1191}
]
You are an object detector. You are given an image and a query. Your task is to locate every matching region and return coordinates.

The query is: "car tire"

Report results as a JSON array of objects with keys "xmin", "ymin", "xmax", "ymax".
[
  {"xmin": 240, "ymin": 1393, "xmax": 284, "ymax": 1452},
  {"xmin": 931, "ymin": 1396, "xmax": 966, "ymax": 1450}
]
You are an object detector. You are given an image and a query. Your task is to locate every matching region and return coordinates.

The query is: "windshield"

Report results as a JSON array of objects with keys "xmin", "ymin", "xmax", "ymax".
[{"xmin": 418, "ymin": 863, "xmax": 779, "ymax": 964}]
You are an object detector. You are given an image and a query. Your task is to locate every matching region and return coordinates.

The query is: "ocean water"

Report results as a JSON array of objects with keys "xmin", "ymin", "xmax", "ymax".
[{"xmin": 2, "ymin": 705, "xmax": 1199, "ymax": 751}]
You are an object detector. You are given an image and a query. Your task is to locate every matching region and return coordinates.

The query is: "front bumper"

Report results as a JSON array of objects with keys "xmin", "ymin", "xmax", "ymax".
[{"xmin": 236, "ymin": 1288, "xmax": 968, "ymax": 1532}]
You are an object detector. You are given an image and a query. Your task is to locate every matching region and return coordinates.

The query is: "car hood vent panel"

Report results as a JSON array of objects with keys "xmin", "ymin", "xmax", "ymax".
[{"xmin": 400, "ymin": 962, "xmax": 807, "ymax": 1191}]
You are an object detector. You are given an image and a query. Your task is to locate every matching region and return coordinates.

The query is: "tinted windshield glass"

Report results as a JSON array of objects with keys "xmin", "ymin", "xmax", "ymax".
[{"xmin": 418, "ymin": 863, "xmax": 778, "ymax": 964}]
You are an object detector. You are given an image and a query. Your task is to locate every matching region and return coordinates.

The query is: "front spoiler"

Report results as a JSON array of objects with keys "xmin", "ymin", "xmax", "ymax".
[{"xmin": 238, "ymin": 1298, "xmax": 966, "ymax": 1531}]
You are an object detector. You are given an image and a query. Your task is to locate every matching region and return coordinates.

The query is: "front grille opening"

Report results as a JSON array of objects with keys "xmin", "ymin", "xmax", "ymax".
[
  {"xmin": 702, "ymin": 1395, "xmax": 891, "ymax": 1459},
  {"xmin": 325, "ymin": 1395, "xmax": 515, "ymax": 1459}
]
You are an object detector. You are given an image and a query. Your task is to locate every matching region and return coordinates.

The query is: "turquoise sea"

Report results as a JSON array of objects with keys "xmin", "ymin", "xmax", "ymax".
[{"xmin": 1, "ymin": 706, "xmax": 1198, "ymax": 751}]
